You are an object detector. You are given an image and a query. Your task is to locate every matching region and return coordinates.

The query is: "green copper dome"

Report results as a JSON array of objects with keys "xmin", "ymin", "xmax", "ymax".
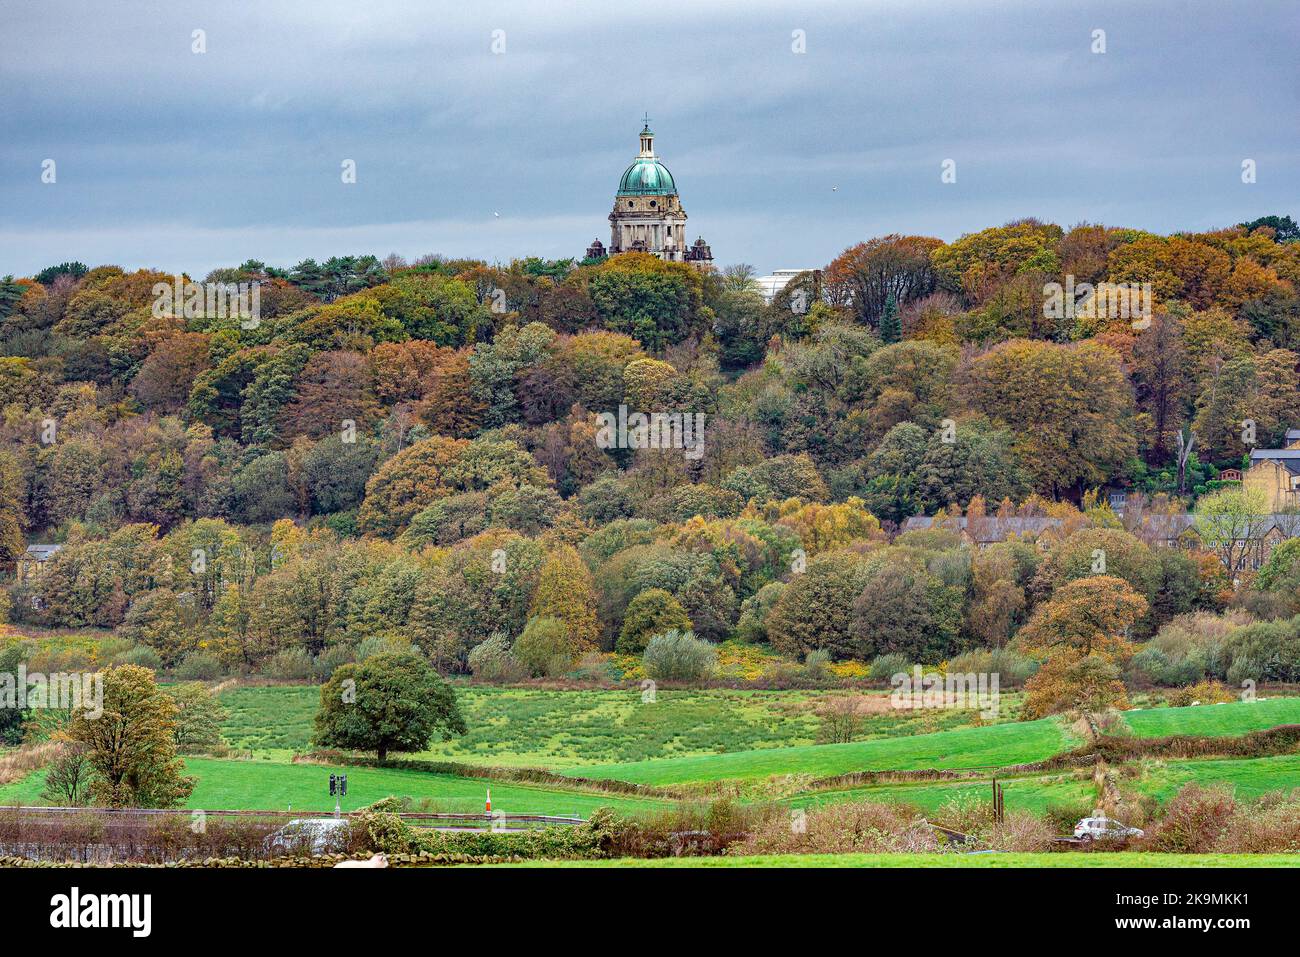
[{"xmin": 618, "ymin": 157, "xmax": 677, "ymax": 196}]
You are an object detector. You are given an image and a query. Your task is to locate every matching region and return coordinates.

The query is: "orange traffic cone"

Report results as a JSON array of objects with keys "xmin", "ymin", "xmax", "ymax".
[{"xmin": 486, "ymin": 788, "xmax": 492, "ymax": 813}]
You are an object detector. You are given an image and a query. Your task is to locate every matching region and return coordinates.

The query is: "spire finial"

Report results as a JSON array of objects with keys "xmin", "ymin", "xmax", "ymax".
[{"xmin": 642, "ymin": 111, "xmax": 651, "ymax": 129}]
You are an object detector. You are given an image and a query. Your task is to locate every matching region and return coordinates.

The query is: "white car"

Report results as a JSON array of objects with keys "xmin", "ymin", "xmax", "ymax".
[
  {"xmin": 265, "ymin": 817, "xmax": 351, "ymax": 855},
  {"xmin": 1074, "ymin": 816, "xmax": 1144, "ymax": 842}
]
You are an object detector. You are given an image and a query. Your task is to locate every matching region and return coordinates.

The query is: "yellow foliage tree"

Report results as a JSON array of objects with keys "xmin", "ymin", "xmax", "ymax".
[
  {"xmin": 530, "ymin": 545, "xmax": 600, "ymax": 651},
  {"xmin": 1015, "ymin": 575, "xmax": 1147, "ymax": 662}
]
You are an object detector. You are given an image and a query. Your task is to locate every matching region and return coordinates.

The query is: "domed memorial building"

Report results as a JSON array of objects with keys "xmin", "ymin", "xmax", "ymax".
[{"xmin": 585, "ymin": 118, "xmax": 713, "ymax": 269}]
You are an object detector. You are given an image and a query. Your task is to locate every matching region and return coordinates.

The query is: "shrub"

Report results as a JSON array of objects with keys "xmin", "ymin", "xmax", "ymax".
[
  {"xmin": 1139, "ymin": 610, "xmax": 1247, "ymax": 684},
  {"xmin": 985, "ymin": 810, "xmax": 1058, "ymax": 852},
  {"xmin": 803, "ymin": 648, "xmax": 832, "ymax": 680},
  {"xmin": 262, "ymin": 647, "xmax": 314, "ymax": 680},
  {"xmin": 869, "ymin": 652, "xmax": 910, "ymax": 683},
  {"xmin": 733, "ymin": 800, "xmax": 937, "ymax": 855},
  {"xmin": 467, "ymin": 633, "xmax": 527, "ymax": 682},
  {"xmin": 114, "ymin": 645, "xmax": 163, "ymax": 672},
  {"xmin": 1128, "ymin": 645, "xmax": 1196, "ymax": 686},
  {"xmin": 592, "ymin": 801, "xmax": 764, "ymax": 858},
  {"xmin": 616, "ymin": 588, "xmax": 692, "ymax": 654},
  {"xmin": 513, "ymin": 616, "xmax": 577, "ymax": 677},
  {"xmin": 174, "ymin": 651, "xmax": 224, "ymax": 681},
  {"xmin": 946, "ymin": 646, "xmax": 1037, "ymax": 686},
  {"xmin": 642, "ymin": 630, "xmax": 717, "ymax": 682},
  {"xmin": 1224, "ymin": 616, "xmax": 1300, "ymax": 684},
  {"xmin": 313, "ymin": 645, "xmax": 355, "ymax": 680},
  {"xmin": 571, "ymin": 652, "xmax": 616, "ymax": 685},
  {"xmin": 1212, "ymin": 794, "xmax": 1300, "ymax": 853},
  {"xmin": 350, "ymin": 804, "xmax": 417, "ymax": 855},
  {"xmin": 356, "ymin": 634, "xmax": 413, "ymax": 662},
  {"xmin": 1142, "ymin": 784, "xmax": 1237, "ymax": 853},
  {"xmin": 1166, "ymin": 679, "xmax": 1237, "ymax": 708},
  {"xmin": 1041, "ymin": 799, "xmax": 1097, "ymax": 836}
]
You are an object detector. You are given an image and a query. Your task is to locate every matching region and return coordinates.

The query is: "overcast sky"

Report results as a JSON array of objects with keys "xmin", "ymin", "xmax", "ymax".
[{"xmin": 0, "ymin": 0, "xmax": 1296, "ymax": 278}]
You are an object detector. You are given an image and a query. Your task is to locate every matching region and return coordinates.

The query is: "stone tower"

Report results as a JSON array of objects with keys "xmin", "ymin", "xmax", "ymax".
[{"xmin": 600, "ymin": 119, "xmax": 713, "ymax": 269}]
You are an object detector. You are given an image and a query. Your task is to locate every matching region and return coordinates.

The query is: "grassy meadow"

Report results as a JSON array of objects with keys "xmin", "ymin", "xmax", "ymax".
[
  {"xmin": 568, "ymin": 717, "xmax": 1072, "ymax": 785},
  {"xmin": 215, "ymin": 684, "xmax": 1013, "ymax": 766},
  {"xmin": 1122, "ymin": 696, "xmax": 1300, "ymax": 738}
]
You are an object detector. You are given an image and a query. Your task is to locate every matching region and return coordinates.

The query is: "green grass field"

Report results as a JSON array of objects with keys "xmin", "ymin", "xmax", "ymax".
[
  {"xmin": 1125, "ymin": 753, "xmax": 1300, "ymax": 802},
  {"xmin": 0, "ymin": 757, "xmax": 674, "ymax": 816},
  {"xmin": 1123, "ymin": 697, "xmax": 1300, "ymax": 738},
  {"xmin": 218, "ymin": 685, "xmax": 319, "ymax": 758},
  {"xmin": 496, "ymin": 852, "xmax": 1300, "ymax": 867},
  {"xmin": 570, "ymin": 717, "xmax": 1071, "ymax": 786},
  {"xmin": 217, "ymin": 683, "xmax": 1007, "ymax": 766}
]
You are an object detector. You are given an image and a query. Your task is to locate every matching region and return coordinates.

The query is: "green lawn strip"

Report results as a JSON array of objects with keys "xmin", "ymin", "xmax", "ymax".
[
  {"xmin": 1125, "ymin": 753, "xmax": 1300, "ymax": 803},
  {"xmin": 570, "ymin": 717, "xmax": 1069, "ymax": 786},
  {"xmin": 1122, "ymin": 697, "xmax": 1300, "ymax": 739},
  {"xmin": 488, "ymin": 851, "xmax": 1300, "ymax": 868},
  {"xmin": 0, "ymin": 757, "xmax": 675, "ymax": 817}
]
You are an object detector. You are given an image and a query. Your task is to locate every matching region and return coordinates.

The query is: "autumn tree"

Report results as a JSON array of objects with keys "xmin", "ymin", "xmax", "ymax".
[
  {"xmin": 1021, "ymin": 653, "xmax": 1129, "ymax": 719},
  {"xmin": 530, "ymin": 545, "xmax": 601, "ymax": 650},
  {"xmin": 931, "ymin": 220, "xmax": 1062, "ymax": 307},
  {"xmin": 1015, "ymin": 576, "xmax": 1147, "ymax": 662},
  {"xmin": 277, "ymin": 350, "xmax": 381, "ymax": 440},
  {"xmin": 964, "ymin": 339, "xmax": 1135, "ymax": 495},
  {"xmin": 130, "ymin": 333, "xmax": 213, "ymax": 412},
  {"xmin": 65, "ymin": 664, "xmax": 196, "ymax": 808},
  {"xmin": 824, "ymin": 234, "xmax": 943, "ymax": 328},
  {"xmin": 357, "ymin": 435, "xmax": 549, "ymax": 536},
  {"xmin": 1040, "ymin": 528, "xmax": 1161, "ymax": 610}
]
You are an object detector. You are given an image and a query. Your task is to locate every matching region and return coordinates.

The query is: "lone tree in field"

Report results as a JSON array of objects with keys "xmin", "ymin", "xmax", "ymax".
[
  {"xmin": 65, "ymin": 664, "xmax": 195, "ymax": 808},
  {"xmin": 314, "ymin": 652, "xmax": 466, "ymax": 762},
  {"xmin": 1015, "ymin": 576, "xmax": 1146, "ymax": 719}
]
